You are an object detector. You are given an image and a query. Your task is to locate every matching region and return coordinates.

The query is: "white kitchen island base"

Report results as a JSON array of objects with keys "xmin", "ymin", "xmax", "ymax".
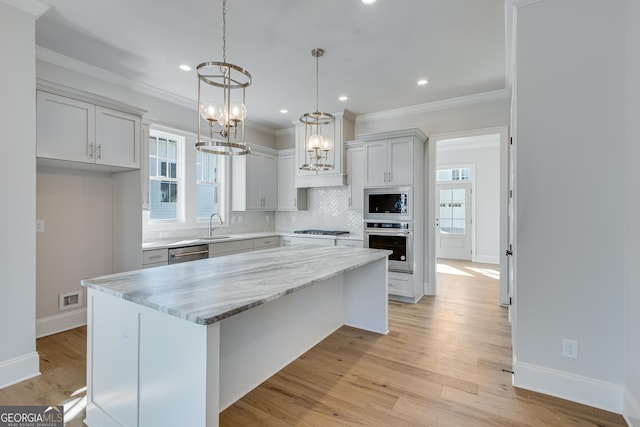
[{"xmin": 83, "ymin": 247, "xmax": 388, "ymax": 427}]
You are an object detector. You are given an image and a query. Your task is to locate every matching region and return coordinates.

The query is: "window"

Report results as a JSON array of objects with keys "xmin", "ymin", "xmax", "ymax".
[
  {"xmin": 149, "ymin": 135, "xmax": 179, "ymax": 220},
  {"xmin": 439, "ymin": 188, "xmax": 466, "ymax": 234},
  {"xmin": 196, "ymin": 150, "xmax": 219, "ymax": 220},
  {"xmin": 437, "ymin": 167, "xmax": 470, "ymax": 182},
  {"xmin": 145, "ymin": 128, "xmax": 227, "ymax": 229}
]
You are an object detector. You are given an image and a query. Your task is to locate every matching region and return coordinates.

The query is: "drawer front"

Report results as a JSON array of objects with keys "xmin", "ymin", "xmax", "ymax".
[
  {"xmin": 209, "ymin": 239, "xmax": 254, "ymax": 256},
  {"xmin": 143, "ymin": 261, "xmax": 168, "ymax": 269},
  {"xmin": 253, "ymin": 236, "xmax": 281, "ymax": 249},
  {"xmin": 143, "ymin": 249, "xmax": 168, "ymax": 265},
  {"xmin": 388, "ymin": 275, "xmax": 412, "ymax": 297},
  {"xmin": 281, "ymin": 236, "xmax": 335, "ymax": 246},
  {"xmin": 335, "ymin": 239, "xmax": 363, "ymax": 248}
]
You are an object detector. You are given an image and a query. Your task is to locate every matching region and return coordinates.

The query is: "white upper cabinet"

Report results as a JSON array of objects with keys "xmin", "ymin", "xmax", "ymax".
[
  {"xmin": 278, "ymin": 149, "xmax": 307, "ymax": 211},
  {"xmin": 232, "ymin": 147, "xmax": 277, "ymax": 211},
  {"xmin": 345, "ymin": 141, "xmax": 364, "ymax": 210},
  {"xmin": 36, "ymin": 90, "xmax": 142, "ymax": 169},
  {"xmin": 361, "ymin": 129, "xmax": 427, "ymax": 187},
  {"xmin": 294, "ymin": 110, "xmax": 355, "ymax": 188},
  {"xmin": 36, "ymin": 91, "xmax": 95, "ymax": 163},
  {"xmin": 95, "ymin": 107, "xmax": 141, "ymax": 168}
]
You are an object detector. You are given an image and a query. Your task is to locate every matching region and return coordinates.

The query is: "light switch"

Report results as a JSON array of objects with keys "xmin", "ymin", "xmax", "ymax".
[{"xmin": 36, "ymin": 220, "xmax": 45, "ymax": 233}]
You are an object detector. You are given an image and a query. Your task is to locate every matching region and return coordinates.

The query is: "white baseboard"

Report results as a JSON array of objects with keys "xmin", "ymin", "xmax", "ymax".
[
  {"xmin": 474, "ymin": 254, "xmax": 500, "ymax": 264},
  {"xmin": 513, "ymin": 360, "xmax": 624, "ymax": 414},
  {"xmin": 0, "ymin": 351, "xmax": 40, "ymax": 389},
  {"xmin": 625, "ymin": 387, "xmax": 640, "ymax": 427},
  {"xmin": 36, "ymin": 308, "xmax": 87, "ymax": 338}
]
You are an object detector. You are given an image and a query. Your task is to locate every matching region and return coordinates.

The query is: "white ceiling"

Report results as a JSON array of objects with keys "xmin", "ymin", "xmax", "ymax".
[{"xmin": 35, "ymin": 0, "xmax": 507, "ymax": 130}]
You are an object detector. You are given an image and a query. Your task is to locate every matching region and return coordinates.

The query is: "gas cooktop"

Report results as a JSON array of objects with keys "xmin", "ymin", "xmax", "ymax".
[{"xmin": 293, "ymin": 230, "xmax": 350, "ymax": 236}]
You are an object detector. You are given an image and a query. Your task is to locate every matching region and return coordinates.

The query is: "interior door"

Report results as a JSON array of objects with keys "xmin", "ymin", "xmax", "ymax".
[{"xmin": 437, "ymin": 182, "xmax": 472, "ymax": 260}]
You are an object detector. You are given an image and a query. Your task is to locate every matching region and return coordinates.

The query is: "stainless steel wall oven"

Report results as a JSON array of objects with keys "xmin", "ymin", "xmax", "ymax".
[{"xmin": 364, "ymin": 221, "xmax": 413, "ymax": 273}]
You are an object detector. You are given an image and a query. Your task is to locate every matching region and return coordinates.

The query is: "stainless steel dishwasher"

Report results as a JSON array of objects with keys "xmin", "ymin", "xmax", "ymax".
[{"xmin": 168, "ymin": 244, "xmax": 209, "ymax": 264}]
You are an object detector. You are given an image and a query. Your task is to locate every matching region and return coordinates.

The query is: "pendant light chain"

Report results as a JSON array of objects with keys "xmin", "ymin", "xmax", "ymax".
[
  {"xmin": 222, "ymin": 0, "xmax": 227, "ymax": 63},
  {"xmin": 315, "ymin": 52, "xmax": 319, "ymax": 112}
]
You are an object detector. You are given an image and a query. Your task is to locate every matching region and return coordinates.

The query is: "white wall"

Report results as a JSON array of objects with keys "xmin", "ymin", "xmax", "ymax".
[
  {"xmin": 437, "ymin": 137, "xmax": 500, "ymax": 264},
  {"xmin": 0, "ymin": 1, "xmax": 40, "ymax": 388},
  {"xmin": 513, "ymin": 0, "xmax": 626, "ymax": 413},
  {"xmin": 624, "ymin": 0, "xmax": 640, "ymax": 424},
  {"xmin": 35, "ymin": 167, "xmax": 114, "ymax": 329}
]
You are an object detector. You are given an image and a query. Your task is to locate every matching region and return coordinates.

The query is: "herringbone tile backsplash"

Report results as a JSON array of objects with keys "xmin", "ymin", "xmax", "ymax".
[
  {"xmin": 276, "ymin": 187, "xmax": 363, "ymax": 236},
  {"xmin": 143, "ymin": 187, "xmax": 363, "ymax": 242}
]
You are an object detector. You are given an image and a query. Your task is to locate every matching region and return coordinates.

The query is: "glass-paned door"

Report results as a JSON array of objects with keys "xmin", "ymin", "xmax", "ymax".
[{"xmin": 437, "ymin": 182, "xmax": 472, "ymax": 260}]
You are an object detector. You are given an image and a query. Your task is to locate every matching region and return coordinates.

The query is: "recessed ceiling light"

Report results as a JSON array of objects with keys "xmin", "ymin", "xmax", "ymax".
[
  {"xmin": 361, "ymin": 0, "xmax": 376, "ymax": 4},
  {"xmin": 417, "ymin": 79, "xmax": 428, "ymax": 86},
  {"xmin": 179, "ymin": 64, "xmax": 191, "ymax": 71},
  {"xmin": 339, "ymin": 96, "xmax": 348, "ymax": 102},
  {"xmin": 280, "ymin": 109, "xmax": 288, "ymax": 114}
]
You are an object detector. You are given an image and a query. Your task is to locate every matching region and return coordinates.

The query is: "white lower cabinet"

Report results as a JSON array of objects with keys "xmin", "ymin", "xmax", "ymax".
[
  {"xmin": 209, "ymin": 240, "xmax": 254, "ymax": 258},
  {"xmin": 142, "ymin": 249, "xmax": 168, "ymax": 268},
  {"xmin": 253, "ymin": 236, "xmax": 281, "ymax": 250},
  {"xmin": 281, "ymin": 236, "xmax": 336, "ymax": 246},
  {"xmin": 388, "ymin": 271, "xmax": 422, "ymax": 303},
  {"xmin": 209, "ymin": 236, "xmax": 281, "ymax": 258},
  {"xmin": 335, "ymin": 239, "xmax": 363, "ymax": 248}
]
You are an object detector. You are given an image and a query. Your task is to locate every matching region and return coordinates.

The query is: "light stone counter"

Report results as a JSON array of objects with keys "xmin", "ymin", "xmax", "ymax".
[{"xmin": 83, "ymin": 245, "xmax": 388, "ymax": 325}]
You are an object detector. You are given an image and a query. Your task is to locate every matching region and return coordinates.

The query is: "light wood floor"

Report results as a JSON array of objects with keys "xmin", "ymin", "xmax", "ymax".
[{"xmin": 0, "ymin": 259, "xmax": 627, "ymax": 426}]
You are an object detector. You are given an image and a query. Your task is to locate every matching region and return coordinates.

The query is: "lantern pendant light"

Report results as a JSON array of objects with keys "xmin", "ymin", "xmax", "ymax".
[
  {"xmin": 196, "ymin": 0, "xmax": 252, "ymax": 156},
  {"xmin": 299, "ymin": 48, "xmax": 335, "ymax": 171}
]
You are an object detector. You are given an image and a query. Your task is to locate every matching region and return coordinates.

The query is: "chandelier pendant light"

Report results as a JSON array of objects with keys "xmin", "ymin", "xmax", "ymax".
[
  {"xmin": 196, "ymin": 0, "xmax": 252, "ymax": 156},
  {"xmin": 299, "ymin": 48, "xmax": 335, "ymax": 171}
]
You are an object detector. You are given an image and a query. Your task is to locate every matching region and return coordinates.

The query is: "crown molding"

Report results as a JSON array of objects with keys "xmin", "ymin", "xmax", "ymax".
[
  {"xmin": 275, "ymin": 127, "xmax": 295, "ymax": 137},
  {"xmin": 437, "ymin": 138, "xmax": 500, "ymax": 153},
  {"xmin": 355, "ymin": 88, "xmax": 512, "ymax": 125},
  {"xmin": 1, "ymin": 0, "xmax": 49, "ymax": 17},
  {"xmin": 37, "ymin": 46, "xmax": 196, "ymax": 109},
  {"xmin": 36, "ymin": 46, "xmax": 277, "ymax": 136}
]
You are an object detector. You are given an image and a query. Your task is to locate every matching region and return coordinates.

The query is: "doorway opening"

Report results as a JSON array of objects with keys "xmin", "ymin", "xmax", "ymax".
[{"xmin": 426, "ymin": 126, "xmax": 510, "ymax": 306}]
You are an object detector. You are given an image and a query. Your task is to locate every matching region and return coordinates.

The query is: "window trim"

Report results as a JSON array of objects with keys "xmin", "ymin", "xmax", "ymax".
[{"xmin": 143, "ymin": 126, "xmax": 229, "ymax": 232}]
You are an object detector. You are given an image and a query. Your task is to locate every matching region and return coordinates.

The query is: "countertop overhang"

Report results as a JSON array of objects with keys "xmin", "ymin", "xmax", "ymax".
[{"xmin": 82, "ymin": 245, "xmax": 391, "ymax": 325}]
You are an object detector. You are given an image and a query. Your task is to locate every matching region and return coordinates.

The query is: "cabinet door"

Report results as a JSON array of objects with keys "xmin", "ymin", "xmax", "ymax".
[
  {"xmin": 245, "ymin": 152, "xmax": 263, "ymax": 209},
  {"xmin": 346, "ymin": 146, "xmax": 364, "ymax": 210},
  {"xmin": 260, "ymin": 153, "xmax": 277, "ymax": 210},
  {"xmin": 363, "ymin": 141, "xmax": 387, "ymax": 187},
  {"xmin": 278, "ymin": 154, "xmax": 296, "ymax": 210},
  {"xmin": 387, "ymin": 137, "xmax": 413, "ymax": 186},
  {"xmin": 36, "ymin": 91, "xmax": 95, "ymax": 163},
  {"xmin": 95, "ymin": 107, "xmax": 141, "ymax": 168}
]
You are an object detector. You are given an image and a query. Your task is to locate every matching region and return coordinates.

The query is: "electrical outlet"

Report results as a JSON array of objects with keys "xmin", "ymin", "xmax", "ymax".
[
  {"xmin": 36, "ymin": 220, "xmax": 45, "ymax": 233},
  {"xmin": 562, "ymin": 339, "xmax": 579, "ymax": 359}
]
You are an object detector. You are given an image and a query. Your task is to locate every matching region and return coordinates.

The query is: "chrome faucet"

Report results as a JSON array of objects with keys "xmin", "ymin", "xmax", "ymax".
[{"xmin": 209, "ymin": 213, "xmax": 223, "ymax": 237}]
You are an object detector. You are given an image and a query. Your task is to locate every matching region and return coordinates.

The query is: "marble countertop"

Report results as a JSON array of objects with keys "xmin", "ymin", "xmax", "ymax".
[
  {"xmin": 142, "ymin": 231, "xmax": 363, "ymax": 250},
  {"xmin": 82, "ymin": 245, "xmax": 390, "ymax": 325}
]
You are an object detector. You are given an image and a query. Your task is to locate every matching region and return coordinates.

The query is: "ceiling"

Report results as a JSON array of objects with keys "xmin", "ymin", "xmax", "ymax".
[{"xmin": 35, "ymin": 0, "xmax": 507, "ymax": 130}]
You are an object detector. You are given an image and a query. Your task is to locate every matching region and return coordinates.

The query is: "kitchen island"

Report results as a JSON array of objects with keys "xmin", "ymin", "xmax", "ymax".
[{"xmin": 81, "ymin": 245, "xmax": 390, "ymax": 427}]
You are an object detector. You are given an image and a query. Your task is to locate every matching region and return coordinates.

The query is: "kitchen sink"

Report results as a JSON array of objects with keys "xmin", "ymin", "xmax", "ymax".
[{"xmin": 197, "ymin": 236, "xmax": 231, "ymax": 241}]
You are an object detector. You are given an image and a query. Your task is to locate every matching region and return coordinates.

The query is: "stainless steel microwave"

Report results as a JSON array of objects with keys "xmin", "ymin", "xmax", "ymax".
[{"xmin": 364, "ymin": 187, "xmax": 412, "ymax": 221}]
